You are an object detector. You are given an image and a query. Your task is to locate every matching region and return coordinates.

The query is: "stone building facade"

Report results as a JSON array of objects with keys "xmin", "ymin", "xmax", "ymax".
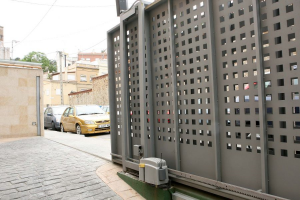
[{"xmin": 0, "ymin": 61, "xmax": 44, "ymax": 138}]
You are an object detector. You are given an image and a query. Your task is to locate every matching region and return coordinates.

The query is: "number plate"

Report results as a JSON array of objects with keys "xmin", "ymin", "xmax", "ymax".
[{"xmin": 98, "ymin": 124, "xmax": 110, "ymax": 128}]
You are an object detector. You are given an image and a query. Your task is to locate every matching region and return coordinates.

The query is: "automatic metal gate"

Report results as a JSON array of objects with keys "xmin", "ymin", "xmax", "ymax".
[{"xmin": 108, "ymin": 1, "xmax": 300, "ymax": 199}]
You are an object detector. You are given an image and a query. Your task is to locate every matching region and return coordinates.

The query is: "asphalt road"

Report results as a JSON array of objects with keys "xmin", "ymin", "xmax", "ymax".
[{"xmin": 44, "ymin": 129, "xmax": 112, "ymax": 161}]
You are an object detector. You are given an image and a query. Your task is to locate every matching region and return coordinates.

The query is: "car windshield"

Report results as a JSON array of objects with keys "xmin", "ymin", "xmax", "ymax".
[
  {"xmin": 76, "ymin": 105, "xmax": 105, "ymax": 116},
  {"xmin": 102, "ymin": 106, "xmax": 109, "ymax": 112},
  {"xmin": 52, "ymin": 107, "xmax": 68, "ymax": 115}
]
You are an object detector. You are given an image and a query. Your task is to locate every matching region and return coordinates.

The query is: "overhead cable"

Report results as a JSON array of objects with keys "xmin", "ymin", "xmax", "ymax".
[
  {"xmin": 16, "ymin": 0, "xmax": 58, "ymax": 46},
  {"xmin": 11, "ymin": 0, "xmax": 115, "ymax": 8}
]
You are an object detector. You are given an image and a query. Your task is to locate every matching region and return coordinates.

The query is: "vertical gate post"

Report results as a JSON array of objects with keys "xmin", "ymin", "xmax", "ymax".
[
  {"xmin": 168, "ymin": 0, "xmax": 181, "ymax": 171},
  {"xmin": 107, "ymin": 31, "xmax": 118, "ymax": 156},
  {"xmin": 206, "ymin": 0, "xmax": 221, "ymax": 181},
  {"xmin": 120, "ymin": 17, "xmax": 131, "ymax": 171},
  {"xmin": 138, "ymin": 2, "xmax": 148, "ymax": 158},
  {"xmin": 252, "ymin": 0, "xmax": 269, "ymax": 193}
]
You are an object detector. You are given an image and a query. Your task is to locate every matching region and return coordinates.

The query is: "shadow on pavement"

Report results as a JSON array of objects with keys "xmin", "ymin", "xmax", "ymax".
[{"xmin": 84, "ymin": 132, "xmax": 110, "ymax": 137}]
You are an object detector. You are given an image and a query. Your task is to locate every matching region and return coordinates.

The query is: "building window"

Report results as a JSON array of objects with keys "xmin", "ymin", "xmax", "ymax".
[
  {"xmin": 67, "ymin": 75, "xmax": 75, "ymax": 80},
  {"xmin": 56, "ymin": 89, "xmax": 61, "ymax": 95},
  {"xmin": 45, "ymin": 90, "xmax": 49, "ymax": 96},
  {"xmin": 80, "ymin": 75, "xmax": 87, "ymax": 82},
  {"xmin": 90, "ymin": 75, "xmax": 96, "ymax": 82},
  {"xmin": 52, "ymin": 75, "xmax": 59, "ymax": 80}
]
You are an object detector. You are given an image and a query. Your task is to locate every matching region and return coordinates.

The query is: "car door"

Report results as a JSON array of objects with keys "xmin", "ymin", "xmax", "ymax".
[
  {"xmin": 47, "ymin": 108, "xmax": 53, "ymax": 126},
  {"xmin": 67, "ymin": 107, "xmax": 76, "ymax": 132},
  {"xmin": 45, "ymin": 108, "xmax": 53, "ymax": 127},
  {"xmin": 44, "ymin": 108, "xmax": 49, "ymax": 127},
  {"xmin": 61, "ymin": 108, "xmax": 70, "ymax": 131}
]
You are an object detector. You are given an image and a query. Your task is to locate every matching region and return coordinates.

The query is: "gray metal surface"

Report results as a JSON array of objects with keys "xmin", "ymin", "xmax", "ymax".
[
  {"xmin": 149, "ymin": 1, "xmax": 176, "ymax": 169},
  {"xmin": 108, "ymin": 30, "xmax": 118, "ymax": 157},
  {"xmin": 120, "ymin": 17, "xmax": 130, "ymax": 171},
  {"xmin": 127, "ymin": 18, "xmax": 141, "ymax": 157},
  {"xmin": 116, "ymin": 0, "xmax": 128, "ymax": 16},
  {"xmin": 111, "ymin": 29, "xmax": 122, "ymax": 158},
  {"xmin": 144, "ymin": 9, "xmax": 156, "ymax": 158},
  {"xmin": 36, "ymin": 76, "xmax": 41, "ymax": 136},
  {"xmin": 260, "ymin": 1, "xmax": 300, "ymax": 198},
  {"xmin": 168, "ymin": 0, "xmax": 181, "ymax": 171},
  {"xmin": 173, "ymin": 0, "xmax": 216, "ymax": 179},
  {"xmin": 138, "ymin": 2, "xmax": 148, "ymax": 158},
  {"xmin": 108, "ymin": 0, "xmax": 300, "ymax": 199},
  {"xmin": 252, "ymin": 0, "xmax": 268, "ymax": 193},
  {"xmin": 212, "ymin": 0, "xmax": 261, "ymax": 191},
  {"xmin": 206, "ymin": 0, "xmax": 221, "ymax": 182},
  {"xmin": 172, "ymin": 192, "xmax": 199, "ymax": 200}
]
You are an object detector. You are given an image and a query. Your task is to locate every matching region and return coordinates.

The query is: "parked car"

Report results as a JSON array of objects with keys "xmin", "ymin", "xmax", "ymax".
[
  {"xmin": 101, "ymin": 105, "xmax": 110, "ymax": 114},
  {"xmin": 44, "ymin": 106, "xmax": 69, "ymax": 130},
  {"xmin": 60, "ymin": 105, "xmax": 110, "ymax": 135}
]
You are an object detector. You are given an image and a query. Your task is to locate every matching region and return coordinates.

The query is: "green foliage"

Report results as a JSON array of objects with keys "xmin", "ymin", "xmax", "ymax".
[{"xmin": 22, "ymin": 51, "xmax": 57, "ymax": 73}]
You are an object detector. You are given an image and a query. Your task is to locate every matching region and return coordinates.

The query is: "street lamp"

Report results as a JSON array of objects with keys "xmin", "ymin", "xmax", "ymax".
[{"xmin": 11, "ymin": 40, "xmax": 19, "ymax": 60}]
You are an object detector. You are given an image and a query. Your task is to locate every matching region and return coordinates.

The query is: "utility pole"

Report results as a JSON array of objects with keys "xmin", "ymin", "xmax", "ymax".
[
  {"xmin": 58, "ymin": 51, "xmax": 64, "ymax": 105},
  {"xmin": 11, "ymin": 40, "xmax": 19, "ymax": 60}
]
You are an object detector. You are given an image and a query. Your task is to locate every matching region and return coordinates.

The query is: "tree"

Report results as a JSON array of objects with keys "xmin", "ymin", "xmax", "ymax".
[{"xmin": 22, "ymin": 51, "xmax": 57, "ymax": 73}]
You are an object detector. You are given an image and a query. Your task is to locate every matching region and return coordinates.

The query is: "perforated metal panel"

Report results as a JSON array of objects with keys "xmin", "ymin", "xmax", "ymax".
[
  {"xmin": 173, "ymin": 0, "xmax": 215, "ymax": 179},
  {"xmin": 108, "ymin": 1, "xmax": 300, "ymax": 199},
  {"xmin": 149, "ymin": 2, "xmax": 177, "ymax": 169},
  {"xmin": 212, "ymin": 0, "xmax": 261, "ymax": 190},
  {"xmin": 259, "ymin": 1, "xmax": 300, "ymax": 198},
  {"xmin": 127, "ymin": 20, "xmax": 142, "ymax": 153},
  {"xmin": 112, "ymin": 30, "xmax": 123, "ymax": 155}
]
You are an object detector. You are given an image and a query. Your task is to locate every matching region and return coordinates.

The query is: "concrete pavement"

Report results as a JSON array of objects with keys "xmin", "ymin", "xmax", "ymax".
[
  {"xmin": 44, "ymin": 130, "xmax": 111, "ymax": 161},
  {"xmin": 0, "ymin": 137, "xmax": 120, "ymax": 200},
  {"xmin": 44, "ymin": 130, "xmax": 144, "ymax": 200}
]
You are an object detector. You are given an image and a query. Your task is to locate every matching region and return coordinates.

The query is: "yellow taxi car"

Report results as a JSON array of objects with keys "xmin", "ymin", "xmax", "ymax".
[{"xmin": 60, "ymin": 105, "xmax": 110, "ymax": 135}]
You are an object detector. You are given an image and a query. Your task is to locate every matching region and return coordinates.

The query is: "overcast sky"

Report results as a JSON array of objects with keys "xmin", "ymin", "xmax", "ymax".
[{"xmin": 0, "ymin": 0, "xmax": 144, "ymax": 60}]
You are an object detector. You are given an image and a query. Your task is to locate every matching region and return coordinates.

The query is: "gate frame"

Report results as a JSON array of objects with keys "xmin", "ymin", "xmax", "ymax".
[{"xmin": 107, "ymin": 0, "xmax": 292, "ymax": 199}]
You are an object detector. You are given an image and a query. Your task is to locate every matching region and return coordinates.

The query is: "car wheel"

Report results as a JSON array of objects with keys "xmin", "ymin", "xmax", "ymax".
[
  {"xmin": 61, "ymin": 124, "xmax": 65, "ymax": 132},
  {"xmin": 51, "ymin": 122, "xmax": 56, "ymax": 130},
  {"xmin": 76, "ymin": 125, "xmax": 81, "ymax": 135}
]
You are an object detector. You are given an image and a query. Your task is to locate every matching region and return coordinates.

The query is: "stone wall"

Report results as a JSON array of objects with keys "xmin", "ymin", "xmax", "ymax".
[
  {"xmin": 0, "ymin": 66, "xmax": 44, "ymax": 138},
  {"xmin": 69, "ymin": 89, "xmax": 93, "ymax": 105},
  {"xmin": 92, "ymin": 74, "xmax": 109, "ymax": 105},
  {"xmin": 68, "ymin": 74, "xmax": 109, "ymax": 106}
]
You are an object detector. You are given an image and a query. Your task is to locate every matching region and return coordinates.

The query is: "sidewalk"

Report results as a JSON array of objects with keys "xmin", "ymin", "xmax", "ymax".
[
  {"xmin": 0, "ymin": 137, "xmax": 120, "ymax": 200},
  {"xmin": 44, "ymin": 130, "xmax": 144, "ymax": 200},
  {"xmin": 97, "ymin": 163, "xmax": 144, "ymax": 200},
  {"xmin": 44, "ymin": 130, "xmax": 112, "ymax": 161}
]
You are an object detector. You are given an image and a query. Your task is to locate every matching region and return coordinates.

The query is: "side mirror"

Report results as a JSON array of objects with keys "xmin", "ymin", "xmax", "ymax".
[
  {"xmin": 47, "ymin": 113, "xmax": 52, "ymax": 116},
  {"xmin": 69, "ymin": 115, "xmax": 74, "ymax": 117}
]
